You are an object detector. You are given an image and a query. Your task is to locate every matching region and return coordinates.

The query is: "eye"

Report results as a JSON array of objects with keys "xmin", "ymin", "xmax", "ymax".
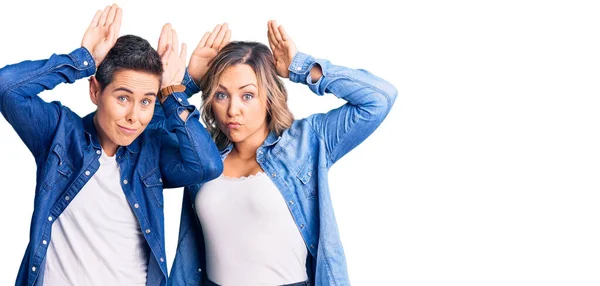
[
  {"xmin": 242, "ymin": 93, "xmax": 254, "ymax": 101},
  {"xmin": 141, "ymin": 98, "xmax": 152, "ymax": 106},
  {"xmin": 215, "ymin": 92, "xmax": 228, "ymax": 100},
  {"xmin": 117, "ymin": 95, "xmax": 128, "ymax": 103}
]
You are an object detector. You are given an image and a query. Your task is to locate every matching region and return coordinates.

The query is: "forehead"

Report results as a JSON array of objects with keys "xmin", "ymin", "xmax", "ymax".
[
  {"xmin": 219, "ymin": 64, "xmax": 258, "ymax": 88},
  {"xmin": 108, "ymin": 69, "xmax": 160, "ymax": 93}
]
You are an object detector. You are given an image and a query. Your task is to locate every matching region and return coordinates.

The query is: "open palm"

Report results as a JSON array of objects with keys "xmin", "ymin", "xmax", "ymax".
[
  {"xmin": 81, "ymin": 4, "xmax": 122, "ymax": 68},
  {"xmin": 267, "ymin": 20, "xmax": 297, "ymax": 79},
  {"xmin": 188, "ymin": 23, "xmax": 231, "ymax": 84}
]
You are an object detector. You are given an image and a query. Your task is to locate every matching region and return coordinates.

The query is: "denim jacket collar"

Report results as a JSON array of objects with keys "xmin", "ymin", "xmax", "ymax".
[{"xmin": 218, "ymin": 131, "xmax": 281, "ymax": 158}]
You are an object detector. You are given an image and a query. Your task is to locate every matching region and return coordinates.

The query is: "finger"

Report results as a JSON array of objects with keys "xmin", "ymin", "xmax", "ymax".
[
  {"xmin": 158, "ymin": 23, "xmax": 171, "ymax": 54},
  {"xmin": 267, "ymin": 24, "xmax": 278, "ymax": 48},
  {"xmin": 88, "ymin": 10, "xmax": 101, "ymax": 29},
  {"xmin": 268, "ymin": 37, "xmax": 276, "ymax": 53},
  {"xmin": 166, "ymin": 25, "xmax": 173, "ymax": 50},
  {"xmin": 180, "ymin": 43, "xmax": 188, "ymax": 62},
  {"xmin": 98, "ymin": 5, "xmax": 111, "ymax": 27},
  {"xmin": 105, "ymin": 4, "xmax": 117, "ymax": 26},
  {"xmin": 267, "ymin": 20, "xmax": 277, "ymax": 45},
  {"xmin": 172, "ymin": 28, "xmax": 180, "ymax": 54},
  {"xmin": 108, "ymin": 7, "xmax": 123, "ymax": 42},
  {"xmin": 206, "ymin": 24, "xmax": 221, "ymax": 48},
  {"xmin": 219, "ymin": 29, "xmax": 232, "ymax": 50},
  {"xmin": 161, "ymin": 44, "xmax": 172, "ymax": 62},
  {"xmin": 271, "ymin": 20, "xmax": 283, "ymax": 43},
  {"xmin": 278, "ymin": 25, "xmax": 289, "ymax": 41},
  {"xmin": 196, "ymin": 32, "xmax": 210, "ymax": 51},
  {"xmin": 107, "ymin": 18, "xmax": 117, "ymax": 43},
  {"xmin": 212, "ymin": 23, "xmax": 229, "ymax": 49}
]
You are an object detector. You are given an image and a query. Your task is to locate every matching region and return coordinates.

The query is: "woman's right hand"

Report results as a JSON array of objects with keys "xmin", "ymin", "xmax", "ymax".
[{"xmin": 188, "ymin": 23, "xmax": 231, "ymax": 85}]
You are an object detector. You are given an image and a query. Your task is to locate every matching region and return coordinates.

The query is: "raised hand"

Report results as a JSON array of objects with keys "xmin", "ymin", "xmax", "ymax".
[
  {"xmin": 157, "ymin": 23, "xmax": 187, "ymax": 89},
  {"xmin": 81, "ymin": 4, "xmax": 122, "ymax": 68},
  {"xmin": 188, "ymin": 23, "xmax": 231, "ymax": 84},
  {"xmin": 267, "ymin": 20, "xmax": 297, "ymax": 79}
]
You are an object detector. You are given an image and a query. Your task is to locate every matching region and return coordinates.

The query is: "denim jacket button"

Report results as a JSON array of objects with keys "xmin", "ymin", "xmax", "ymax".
[
  {"xmin": 83, "ymin": 60, "xmax": 89, "ymax": 66},
  {"xmin": 42, "ymin": 240, "xmax": 47, "ymax": 245},
  {"xmin": 145, "ymin": 229, "xmax": 151, "ymax": 234},
  {"xmin": 123, "ymin": 180, "xmax": 128, "ymax": 185},
  {"xmin": 160, "ymin": 257, "xmax": 164, "ymax": 263},
  {"xmin": 48, "ymin": 216, "xmax": 53, "ymax": 221},
  {"xmin": 31, "ymin": 266, "xmax": 36, "ymax": 272},
  {"xmin": 65, "ymin": 196, "xmax": 70, "ymax": 201},
  {"xmin": 134, "ymin": 203, "xmax": 139, "ymax": 209},
  {"xmin": 84, "ymin": 170, "xmax": 90, "ymax": 176},
  {"xmin": 96, "ymin": 150, "xmax": 101, "ymax": 155}
]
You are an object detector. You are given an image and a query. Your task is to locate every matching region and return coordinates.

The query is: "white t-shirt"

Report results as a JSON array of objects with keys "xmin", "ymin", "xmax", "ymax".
[
  {"xmin": 195, "ymin": 172, "xmax": 308, "ymax": 286},
  {"xmin": 43, "ymin": 150, "xmax": 149, "ymax": 285}
]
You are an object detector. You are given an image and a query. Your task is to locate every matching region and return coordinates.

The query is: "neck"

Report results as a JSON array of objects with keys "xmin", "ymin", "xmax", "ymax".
[{"xmin": 93, "ymin": 114, "xmax": 118, "ymax": 156}]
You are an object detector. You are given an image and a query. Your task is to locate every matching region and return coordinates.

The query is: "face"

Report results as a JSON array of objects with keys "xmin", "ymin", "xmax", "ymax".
[
  {"xmin": 90, "ymin": 69, "xmax": 159, "ymax": 154},
  {"xmin": 212, "ymin": 64, "xmax": 269, "ymax": 146}
]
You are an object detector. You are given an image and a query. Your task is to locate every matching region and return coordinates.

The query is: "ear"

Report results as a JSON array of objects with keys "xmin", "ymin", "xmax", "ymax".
[{"xmin": 89, "ymin": 76, "xmax": 101, "ymax": 106}]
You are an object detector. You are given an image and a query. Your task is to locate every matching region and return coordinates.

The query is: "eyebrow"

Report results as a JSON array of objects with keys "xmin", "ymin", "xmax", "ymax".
[
  {"xmin": 218, "ymin": 83, "xmax": 257, "ymax": 91},
  {"xmin": 114, "ymin": 87, "xmax": 157, "ymax": 97}
]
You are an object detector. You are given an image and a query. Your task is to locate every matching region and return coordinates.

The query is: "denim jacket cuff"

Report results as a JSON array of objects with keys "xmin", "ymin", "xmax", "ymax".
[
  {"xmin": 288, "ymin": 52, "xmax": 318, "ymax": 84},
  {"xmin": 161, "ymin": 90, "xmax": 196, "ymax": 119},
  {"xmin": 182, "ymin": 69, "xmax": 201, "ymax": 98},
  {"xmin": 68, "ymin": 47, "xmax": 96, "ymax": 78}
]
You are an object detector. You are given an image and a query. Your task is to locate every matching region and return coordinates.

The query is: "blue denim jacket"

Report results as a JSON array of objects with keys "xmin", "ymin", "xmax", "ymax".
[
  {"xmin": 168, "ymin": 52, "xmax": 397, "ymax": 285},
  {"xmin": 0, "ymin": 47, "xmax": 223, "ymax": 286}
]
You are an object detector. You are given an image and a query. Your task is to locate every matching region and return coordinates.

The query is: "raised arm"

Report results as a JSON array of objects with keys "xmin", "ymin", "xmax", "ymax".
[
  {"xmin": 184, "ymin": 23, "xmax": 231, "ymax": 97},
  {"xmin": 155, "ymin": 24, "xmax": 223, "ymax": 187},
  {"xmin": 0, "ymin": 5, "xmax": 121, "ymax": 157},
  {"xmin": 267, "ymin": 20, "xmax": 398, "ymax": 167}
]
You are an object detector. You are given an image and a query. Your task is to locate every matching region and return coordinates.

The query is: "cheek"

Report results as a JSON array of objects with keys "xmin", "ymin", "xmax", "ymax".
[
  {"xmin": 251, "ymin": 101, "xmax": 269, "ymax": 121},
  {"xmin": 212, "ymin": 104, "xmax": 227, "ymax": 121},
  {"xmin": 100, "ymin": 98, "xmax": 127, "ymax": 119},
  {"xmin": 139, "ymin": 108, "xmax": 155, "ymax": 125}
]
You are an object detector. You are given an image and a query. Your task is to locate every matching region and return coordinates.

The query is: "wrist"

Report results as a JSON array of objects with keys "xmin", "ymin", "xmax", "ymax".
[{"xmin": 158, "ymin": 84, "xmax": 186, "ymax": 103}]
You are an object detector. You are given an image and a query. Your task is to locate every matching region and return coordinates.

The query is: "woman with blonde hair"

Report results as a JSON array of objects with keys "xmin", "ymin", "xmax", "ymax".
[{"xmin": 169, "ymin": 21, "xmax": 397, "ymax": 286}]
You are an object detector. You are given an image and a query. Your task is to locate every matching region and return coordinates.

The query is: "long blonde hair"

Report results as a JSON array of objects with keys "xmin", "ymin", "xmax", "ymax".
[{"xmin": 200, "ymin": 41, "xmax": 294, "ymax": 150}]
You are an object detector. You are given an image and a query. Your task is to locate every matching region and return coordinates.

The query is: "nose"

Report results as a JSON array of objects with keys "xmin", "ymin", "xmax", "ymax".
[
  {"xmin": 227, "ymin": 96, "xmax": 241, "ymax": 117},
  {"xmin": 125, "ymin": 104, "xmax": 139, "ymax": 124}
]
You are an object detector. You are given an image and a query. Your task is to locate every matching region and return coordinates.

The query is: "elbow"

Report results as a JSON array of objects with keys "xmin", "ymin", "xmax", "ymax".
[
  {"xmin": 380, "ymin": 81, "xmax": 398, "ymax": 111},
  {"xmin": 203, "ymin": 158, "xmax": 223, "ymax": 182},
  {"xmin": 364, "ymin": 83, "xmax": 398, "ymax": 123}
]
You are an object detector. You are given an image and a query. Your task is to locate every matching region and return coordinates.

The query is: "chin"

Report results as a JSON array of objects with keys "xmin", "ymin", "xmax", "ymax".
[{"xmin": 112, "ymin": 135, "xmax": 138, "ymax": 147}]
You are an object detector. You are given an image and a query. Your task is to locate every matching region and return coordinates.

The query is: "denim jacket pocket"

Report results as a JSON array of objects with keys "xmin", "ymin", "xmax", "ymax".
[
  {"xmin": 142, "ymin": 167, "xmax": 164, "ymax": 208},
  {"xmin": 297, "ymin": 156, "xmax": 317, "ymax": 198},
  {"xmin": 42, "ymin": 143, "xmax": 74, "ymax": 190}
]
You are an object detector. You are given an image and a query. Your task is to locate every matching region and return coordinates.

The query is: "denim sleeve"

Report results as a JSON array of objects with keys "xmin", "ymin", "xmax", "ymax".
[
  {"xmin": 0, "ymin": 47, "xmax": 95, "ymax": 156},
  {"xmin": 182, "ymin": 68, "xmax": 201, "ymax": 98},
  {"xmin": 157, "ymin": 88, "xmax": 223, "ymax": 188},
  {"xmin": 288, "ymin": 52, "xmax": 398, "ymax": 167}
]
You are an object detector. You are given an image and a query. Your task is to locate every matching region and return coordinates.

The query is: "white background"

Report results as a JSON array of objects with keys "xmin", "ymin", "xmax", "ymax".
[{"xmin": 1, "ymin": 0, "xmax": 599, "ymax": 285}]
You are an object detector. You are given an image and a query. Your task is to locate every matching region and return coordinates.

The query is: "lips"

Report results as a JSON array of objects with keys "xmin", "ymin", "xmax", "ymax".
[
  {"xmin": 226, "ymin": 122, "xmax": 241, "ymax": 129},
  {"xmin": 117, "ymin": 125, "xmax": 138, "ymax": 135}
]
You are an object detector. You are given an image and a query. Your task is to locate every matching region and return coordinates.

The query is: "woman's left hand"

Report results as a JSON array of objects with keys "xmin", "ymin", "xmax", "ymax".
[{"xmin": 267, "ymin": 20, "xmax": 297, "ymax": 79}]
